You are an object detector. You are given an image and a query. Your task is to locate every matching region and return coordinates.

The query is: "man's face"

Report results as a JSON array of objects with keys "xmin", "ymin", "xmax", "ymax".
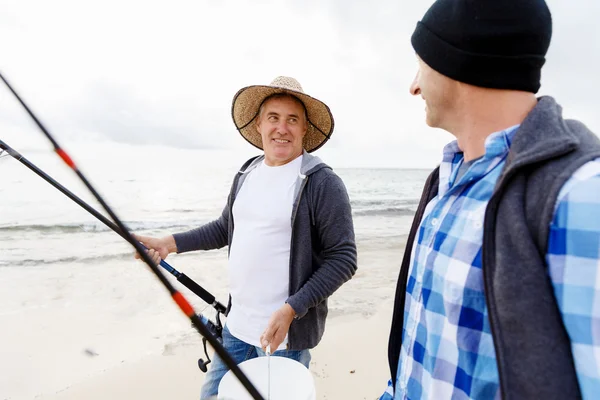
[
  {"xmin": 409, "ymin": 57, "xmax": 458, "ymax": 130},
  {"xmin": 256, "ymin": 96, "xmax": 308, "ymax": 166}
]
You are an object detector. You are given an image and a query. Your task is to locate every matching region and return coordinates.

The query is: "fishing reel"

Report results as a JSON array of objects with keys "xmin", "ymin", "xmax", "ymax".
[{"xmin": 196, "ymin": 311, "xmax": 224, "ymax": 373}]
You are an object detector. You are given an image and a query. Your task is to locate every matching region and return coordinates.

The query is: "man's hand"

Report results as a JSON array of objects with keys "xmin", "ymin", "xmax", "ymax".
[
  {"xmin": 260, "ymin": 303, "xmax": 296, "ymax": 352},
  {"xmin": 133, "ymin": 234, "xmax": 177, "ymax": 261}
]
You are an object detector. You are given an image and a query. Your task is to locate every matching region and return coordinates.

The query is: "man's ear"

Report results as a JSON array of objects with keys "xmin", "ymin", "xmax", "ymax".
[{"xmin": 254, "ymin": 118, "xmax": 261, "ymax": 132}]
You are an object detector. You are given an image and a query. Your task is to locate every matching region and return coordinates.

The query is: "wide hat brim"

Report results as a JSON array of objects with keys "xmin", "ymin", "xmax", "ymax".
[{"xmin": 231, "ymin": 84, "xmax": 334, "ymax": 153}]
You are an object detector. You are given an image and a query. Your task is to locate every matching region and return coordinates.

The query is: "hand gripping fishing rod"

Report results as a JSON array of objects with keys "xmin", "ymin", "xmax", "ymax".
[
  {"xmin": 0, "ymin": 72, "xmax": 264, "ymax": 400},
  {"xmin": 0, "ymin": 139, "xmax": 224, "ymax": 373}
]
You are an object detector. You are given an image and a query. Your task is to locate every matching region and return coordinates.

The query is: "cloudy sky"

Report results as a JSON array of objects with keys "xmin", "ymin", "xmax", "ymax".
[{"xmin": 1, "ymin": 0, "xmax": 598, "ymax": 168}]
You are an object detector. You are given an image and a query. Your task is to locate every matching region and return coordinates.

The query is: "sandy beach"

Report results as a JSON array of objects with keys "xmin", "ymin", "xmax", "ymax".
[
  {"xmin": 1, "ymin": 237, "xmax": 406, "ymax": 400},
  {"xmin": 44, "ymin": 310, "xmax": 393, "ymax": 400}
]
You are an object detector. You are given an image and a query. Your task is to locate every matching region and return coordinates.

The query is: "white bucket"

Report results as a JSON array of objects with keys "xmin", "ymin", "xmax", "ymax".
[{"xmin": 218, "ymin": 356, "xmax": 316, "ymax": 400}]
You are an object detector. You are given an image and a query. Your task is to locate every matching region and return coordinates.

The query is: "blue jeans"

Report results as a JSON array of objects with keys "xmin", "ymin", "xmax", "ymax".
[{"xmin": 200, "ymin": 325, "xmax": 311, "ymax": 399}]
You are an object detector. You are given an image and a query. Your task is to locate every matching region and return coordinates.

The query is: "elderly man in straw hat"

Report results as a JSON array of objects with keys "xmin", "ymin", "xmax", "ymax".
[{"xmin": 136, "ymin": 76, "xmax": 357, "ymax": 398}]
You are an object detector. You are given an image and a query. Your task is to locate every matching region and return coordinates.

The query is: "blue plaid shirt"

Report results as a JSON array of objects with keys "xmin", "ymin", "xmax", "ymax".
[{"xmin": 381, "ymin": 126, "xmax": 600, "ymax": 399}]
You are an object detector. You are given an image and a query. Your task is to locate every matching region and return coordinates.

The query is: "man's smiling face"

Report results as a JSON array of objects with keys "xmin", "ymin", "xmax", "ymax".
[{"xmin": 255, "ymin": 94, "xmax": 308, "ymax": 166}]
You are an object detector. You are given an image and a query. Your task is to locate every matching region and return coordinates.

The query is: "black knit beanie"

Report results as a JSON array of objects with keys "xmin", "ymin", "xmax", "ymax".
[{"xmin": 411, "ymin": 0, "xmax": 552, "ymax": 93}]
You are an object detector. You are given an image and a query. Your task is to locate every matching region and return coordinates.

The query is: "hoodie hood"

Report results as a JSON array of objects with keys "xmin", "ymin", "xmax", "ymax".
[{"xmin": 233, "ymin": 151, "xmax": 332, "ymax": 224}]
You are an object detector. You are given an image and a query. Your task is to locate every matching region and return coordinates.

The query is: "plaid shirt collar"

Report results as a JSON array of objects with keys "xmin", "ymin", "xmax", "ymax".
[{"xmin": 438, "ymin": 125, "xmax": 520, "ymax": 197}]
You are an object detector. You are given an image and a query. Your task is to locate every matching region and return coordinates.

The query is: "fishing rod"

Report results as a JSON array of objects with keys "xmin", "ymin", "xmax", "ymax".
[
  {"xmin": 0, "ymin": 139, "xmax": 224, "ymax": 373},
  {"xmin": 0, "ymin": 72, "xmax": 264, "ymax": 400}
]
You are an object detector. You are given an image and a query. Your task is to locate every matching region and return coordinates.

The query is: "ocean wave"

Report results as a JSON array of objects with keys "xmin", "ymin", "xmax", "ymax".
[
  {"xmin": 0, "ymin": 221, "xmax": 196, "ymax": 235},
  {"xmin": 351, "ymin": 198, "xmax": 419, "ymax": 208},
  {"xmin": 1, "ymin": 252, "xmax": 133, "ymax": 267},
  {"xmin": 353, "ymin": 207, "xmax": 416, "ymax": 217}
]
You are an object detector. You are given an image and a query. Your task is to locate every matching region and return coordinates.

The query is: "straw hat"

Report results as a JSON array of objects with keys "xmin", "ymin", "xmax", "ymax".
[{"xmin": 231, "ymin": 76, "xmax": 334, "ymax": 153}]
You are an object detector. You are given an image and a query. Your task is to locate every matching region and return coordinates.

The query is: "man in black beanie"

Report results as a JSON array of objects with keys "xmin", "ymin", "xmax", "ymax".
[{"xmin": 382, "ymin": 1, "xmax": 600, "ymax": 399}]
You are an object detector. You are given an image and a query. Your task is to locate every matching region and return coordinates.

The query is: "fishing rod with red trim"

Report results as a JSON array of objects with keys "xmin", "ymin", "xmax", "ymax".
[{"xmin": 0, "ymin": 71, "xmax": 264, "ymax": 400}]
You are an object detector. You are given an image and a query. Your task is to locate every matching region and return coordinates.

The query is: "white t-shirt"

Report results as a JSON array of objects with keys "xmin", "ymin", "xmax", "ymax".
[{"xmin": 226, "ymin": 155, "xmax": 303, "ymax": 347}]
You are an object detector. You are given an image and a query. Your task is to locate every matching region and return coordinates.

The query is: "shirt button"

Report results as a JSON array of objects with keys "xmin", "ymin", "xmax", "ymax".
[{"xmin": 431, "ymin": 218, "xmax": 439, "ymax": 226}]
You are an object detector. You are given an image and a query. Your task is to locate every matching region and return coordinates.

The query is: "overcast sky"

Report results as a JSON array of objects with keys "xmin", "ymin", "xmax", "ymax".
[{"xmin": 1, "ymin": 0, "xmax": 598, "ymax": 168}]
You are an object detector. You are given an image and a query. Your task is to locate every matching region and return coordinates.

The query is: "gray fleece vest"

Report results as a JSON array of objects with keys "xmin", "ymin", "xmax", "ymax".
[{"xmin": 388, "ymin": 97, "xmax": 600, "ymax": 399}]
